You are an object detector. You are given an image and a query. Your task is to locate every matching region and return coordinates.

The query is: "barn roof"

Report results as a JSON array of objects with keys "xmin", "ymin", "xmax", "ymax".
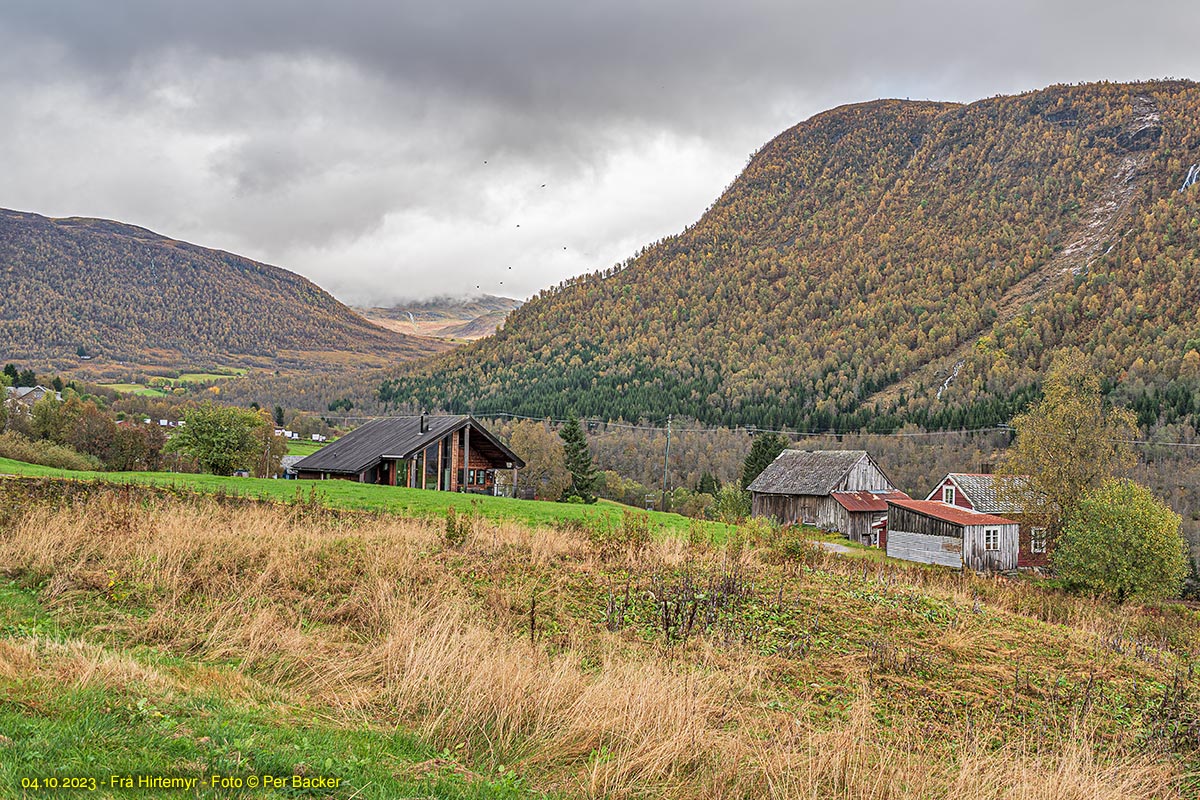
[
  {"xmin": 889, "ymin": 499, "xmax": 1017, "ymax": 527},
  {"xmin": 926, "ymin": 473, "xmax": 1031, "ymax": 513},
  {"xmin": 747, "ymin": 449, "xmax": 877, "ymax": 496},
  {"xmin": 831, "ymin": 489, "xmax": 910, "ymax": 512},
  {"xmin": 294, "ymin": 415, "xmax": 524, "ymax": 475}
]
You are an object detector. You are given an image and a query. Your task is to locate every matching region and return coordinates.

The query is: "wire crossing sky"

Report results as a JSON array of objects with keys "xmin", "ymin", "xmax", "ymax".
[{"xmin": 1, "ymin": 1, "xmax": 1198, "ymax": 305}]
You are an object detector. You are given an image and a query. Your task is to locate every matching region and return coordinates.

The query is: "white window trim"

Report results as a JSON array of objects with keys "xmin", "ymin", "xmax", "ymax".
[
  {"xmin": 1030, "ymin": 527, "xmax": 1047, "ymax": 554},
  {"xmin": 984, "ymin": 528, "xmax": 1000, "ymax": 551},
  {"xmin": 943, "ymin": 485, "xmax": 955, "ymax": 504}
]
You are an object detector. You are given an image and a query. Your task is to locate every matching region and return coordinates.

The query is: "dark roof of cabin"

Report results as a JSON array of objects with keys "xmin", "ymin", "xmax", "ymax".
[
  {"xmin": 293, "ymin": 415, "xmax": 524, "ymax": 475},
  {"xmin": 747, "ymin": 449, "xmax": 871, "ymax": 496}
]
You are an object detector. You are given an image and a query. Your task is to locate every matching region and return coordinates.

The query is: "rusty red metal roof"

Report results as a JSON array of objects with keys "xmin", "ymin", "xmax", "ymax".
[
  {"xmin": 831, "ymin": 489, "xmax": 910, "ymax": 512},
  {"xmin": 888, "ymin": 499, "xmax": 1017, "ymax": 527}
]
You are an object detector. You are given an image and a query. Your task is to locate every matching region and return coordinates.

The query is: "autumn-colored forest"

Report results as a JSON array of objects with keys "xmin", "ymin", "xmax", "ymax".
[
  {"xmin": 0, "ymin": 209, "xmax": 447, "ymax": 371},
  {"xmin": 376, "ymin": 80, "xmax": 1200, "ymax": 437}
]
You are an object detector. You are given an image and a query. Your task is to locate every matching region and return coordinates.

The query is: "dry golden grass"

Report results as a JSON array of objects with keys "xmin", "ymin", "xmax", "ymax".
[{"xmin": 0, "ymin": 494, "xmax": 1191, "ymax": 799}]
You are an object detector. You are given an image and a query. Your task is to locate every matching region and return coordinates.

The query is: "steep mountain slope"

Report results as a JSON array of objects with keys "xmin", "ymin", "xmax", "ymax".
[
  {"xmin": 383, "ymin": 81, "xmax": 1200, "ymax": 432},
  {"xmin": 0, "ymin": 210, "xmax": 449, "ymax": 370}
]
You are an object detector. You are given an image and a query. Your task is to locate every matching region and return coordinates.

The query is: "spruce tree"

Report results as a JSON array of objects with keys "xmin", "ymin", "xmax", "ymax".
[
  {"xmin": 558, "ymin": 414, "xmax": 597, "ymax": 503},
  {"xmin": 740, "ymin": 432, "xmax": 791, "ymax": 489}
]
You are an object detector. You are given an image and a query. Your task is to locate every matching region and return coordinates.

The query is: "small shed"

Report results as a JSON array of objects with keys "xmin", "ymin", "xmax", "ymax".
[
  {"xmin": 886, "ymin": 499, "xmax": 1019, "ymax": 571},
  {"xmin": 748, "ymin": 449, "xmax": 896, "ymax": 531},
  {"xmin": 279, "ymin": 455, "xmax": 304, "ymax": 479},
  {"xmin": 829, "ymin": 489, "xmax": 911, "ymax": 546}
]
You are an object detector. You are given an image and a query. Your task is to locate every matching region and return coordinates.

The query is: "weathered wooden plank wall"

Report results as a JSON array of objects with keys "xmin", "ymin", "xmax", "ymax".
[
  {"xmin": 962, "ymin": 524, "xmax": 1019, "ymax": 571},
  {"xmin": 887, "ymin": 529, "xmax": 964, "ymax": 568},
  {"xmin": 836, "ymin": 458, "xmax": 893, "ymax": 492}
]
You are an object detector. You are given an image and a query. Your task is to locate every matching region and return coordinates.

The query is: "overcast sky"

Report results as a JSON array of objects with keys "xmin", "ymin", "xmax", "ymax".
[{"xmin": 2, "ymin": 1, "xmax": 1198, "ymax": 306}]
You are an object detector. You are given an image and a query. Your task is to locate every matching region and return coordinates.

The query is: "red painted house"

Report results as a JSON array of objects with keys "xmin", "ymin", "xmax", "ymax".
[{"xmin": 924, "ymin": 473, "xmax": 1047, "ymax": 568}]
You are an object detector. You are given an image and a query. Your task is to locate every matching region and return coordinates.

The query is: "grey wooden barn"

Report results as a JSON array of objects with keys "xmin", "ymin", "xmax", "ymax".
[
  {"xmin": 829, "ymin": 489, "xmax": 912, "ymax": 545},
  {"xmin": 747, "ymin": 450, "xmax": 896, "ymax": 531},
  {"xmin": 885, "ymin": 499, "xmax": 1019, "ymax": 571}
]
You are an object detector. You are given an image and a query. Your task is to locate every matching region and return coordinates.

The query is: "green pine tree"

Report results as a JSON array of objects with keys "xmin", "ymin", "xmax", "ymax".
[
  {"xmin": 558, "ymin": 414, "xmax": 597, "ymax": 504},
  {"xmin": 740, "ymin": 432, "xmax": 791, "ymax": 489}
]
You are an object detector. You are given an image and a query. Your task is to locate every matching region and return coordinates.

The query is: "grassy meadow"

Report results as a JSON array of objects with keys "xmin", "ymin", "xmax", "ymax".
[
  {"xmin": 0, "ymin": 457, "xmax": 730, "ymax": 539},
  {"xmin": 99, "ymin": 369, "xmax": 247, "ymax": 397},
  {"xmin": 0, "ymin": 481, "xmax": 1198, "ymax": 798},
  {"xmin": 285, "ymin": 439, "xmax": 328, "ymax": 457}
]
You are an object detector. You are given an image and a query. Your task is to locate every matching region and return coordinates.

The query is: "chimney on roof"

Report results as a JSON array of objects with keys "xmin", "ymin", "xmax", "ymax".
[
  {"xmin": 420, "ymin": 412, "xmax": 428, "ymax": 434},
  {"xmin": 979, "ymin": 462, "xmax": 993, "ymax": 475}
]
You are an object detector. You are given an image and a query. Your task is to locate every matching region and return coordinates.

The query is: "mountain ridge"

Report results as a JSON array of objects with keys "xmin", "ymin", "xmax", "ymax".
[
  {"xmin": 357, "ymin": 294, "xmax": 522, "ymax": 341},
  {"xmin": 0, "ymin": 209, "xmax": 450, "ymax": 372},
  {"xmin": 379, "ymin": 80, "xmax": 1200, "ymax": 433}
]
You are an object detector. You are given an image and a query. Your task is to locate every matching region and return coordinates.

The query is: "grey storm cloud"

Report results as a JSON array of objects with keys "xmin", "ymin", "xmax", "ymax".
[{"xmin": 1, "ymin": 1, "xmax": 1199, "ymax": 304}]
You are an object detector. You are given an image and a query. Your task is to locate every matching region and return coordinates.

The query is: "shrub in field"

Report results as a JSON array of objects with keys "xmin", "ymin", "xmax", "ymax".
[
  {"xmin": 444, "ymin": 506, "xmax": 472, "ymax": 548},
  {"xmin": 1053, "ymin": 479, "xmax": 1188, "ymax": 603},
  {"xmin": 0, "ymin": 430, "xmax": 101, "ymax": 471}
]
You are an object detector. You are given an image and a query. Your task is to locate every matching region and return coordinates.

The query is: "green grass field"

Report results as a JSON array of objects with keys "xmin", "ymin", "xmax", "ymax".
[
  {"xmin": 99, "ymin": 370, "xmax": 247, "ymax": 397},
  {"xmin": 285, "ymin": 439, "xmax": 328, "ymax": 456},
  {"xmin": 0, "ymin": 457, "xmax": 730, "ymax": 539},
  {"xmin": 0, "ymin": 581, "xmax": 539, "ymax": 800},
  {"xmin": 176, "ymin": 370, "xmax": 247, "ymax": 382},
  {"xmin": 99, "ymin": 383, "xmax": 170, "ymax": 397}
]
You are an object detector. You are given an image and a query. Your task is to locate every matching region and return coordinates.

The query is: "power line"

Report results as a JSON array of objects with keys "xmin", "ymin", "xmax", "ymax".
[
  {"xmin": 314, "ymin": 410, "xmax": 1200, "ymax": 449},
  {"xmin": 317, "ymin": 410, "xmax": 1019, "ymax": 439}
]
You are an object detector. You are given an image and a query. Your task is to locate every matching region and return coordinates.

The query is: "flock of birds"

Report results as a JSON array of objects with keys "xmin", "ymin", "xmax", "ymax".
[{"xmin": 473, "ymin": 162, "xmax": 576, "ymax": 294}]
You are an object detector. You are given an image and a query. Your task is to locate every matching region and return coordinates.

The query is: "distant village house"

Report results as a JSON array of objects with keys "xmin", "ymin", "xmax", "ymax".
[{"xmin": 4, "ymin": 385, "xmax": 62, "ymax": 405}]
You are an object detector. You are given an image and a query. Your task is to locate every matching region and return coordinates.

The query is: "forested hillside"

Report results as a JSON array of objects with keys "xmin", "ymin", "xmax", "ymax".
[
  {"xmin": 381, "ymin": 81, "xmax": 1200, "ymax": 434},
  {"xmin": 0, "ymin": 210, "xmax": 448, "ymax": 371}
]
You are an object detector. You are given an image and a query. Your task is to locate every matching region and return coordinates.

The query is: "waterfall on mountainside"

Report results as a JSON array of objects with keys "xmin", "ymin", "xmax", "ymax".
[{"xmin": 1182, "ymin": 163, "xmax": 1200, "ymax": 192}]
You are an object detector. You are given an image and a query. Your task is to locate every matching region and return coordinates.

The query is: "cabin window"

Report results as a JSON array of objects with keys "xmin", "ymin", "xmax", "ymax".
[
  {"xmin": 1031, "ymin": 527, "xmax": 1047, "ymax": 554},
  {"xmin": 984, "ymin": 528, "xmax": 1000, "ymax": 551},
  {"xmin": 942, "ymin": 485, "xmax": 955, "ymax": 504}
]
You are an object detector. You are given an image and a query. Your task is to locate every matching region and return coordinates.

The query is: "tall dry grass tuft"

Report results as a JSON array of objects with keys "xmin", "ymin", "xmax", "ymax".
[{"xmin": 0, "ymin": 493, "xmax": 1187, "ymax": 799}]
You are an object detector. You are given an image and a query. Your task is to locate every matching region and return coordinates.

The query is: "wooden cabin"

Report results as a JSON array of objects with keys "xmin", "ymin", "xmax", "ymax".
[
  {"xmin": 926, "ymin": 473, "xmax": 1047, "ymax": 568},
  {"xmin": 748, "ymin": 450, "xmax": 897, "ymax": 533},
  {"xmin": 886, "ymin": 499, "xmax": 1019, "ymax": 571},
  {"xmin": 294, "ymin": 414, "xmax": 524, "ymax": 495}
]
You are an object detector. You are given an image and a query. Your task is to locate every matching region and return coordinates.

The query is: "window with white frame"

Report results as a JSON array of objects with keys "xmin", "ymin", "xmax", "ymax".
[
  {"xmin": 984, "ymin": 528, "xmax": 1000, "ymax": 551},
  {"xmin": 942, "ymin": 485, "xmax": 955, "ymax": 504},
  {"xmin": 1030, "ymin": 527, "xmax": 1047, "ymax": 554}
]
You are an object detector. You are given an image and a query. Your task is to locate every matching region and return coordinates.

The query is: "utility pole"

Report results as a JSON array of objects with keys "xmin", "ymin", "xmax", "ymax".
[{"xmin": 661, "ymin": 414, "xmax": 672, "ymax": 511}]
